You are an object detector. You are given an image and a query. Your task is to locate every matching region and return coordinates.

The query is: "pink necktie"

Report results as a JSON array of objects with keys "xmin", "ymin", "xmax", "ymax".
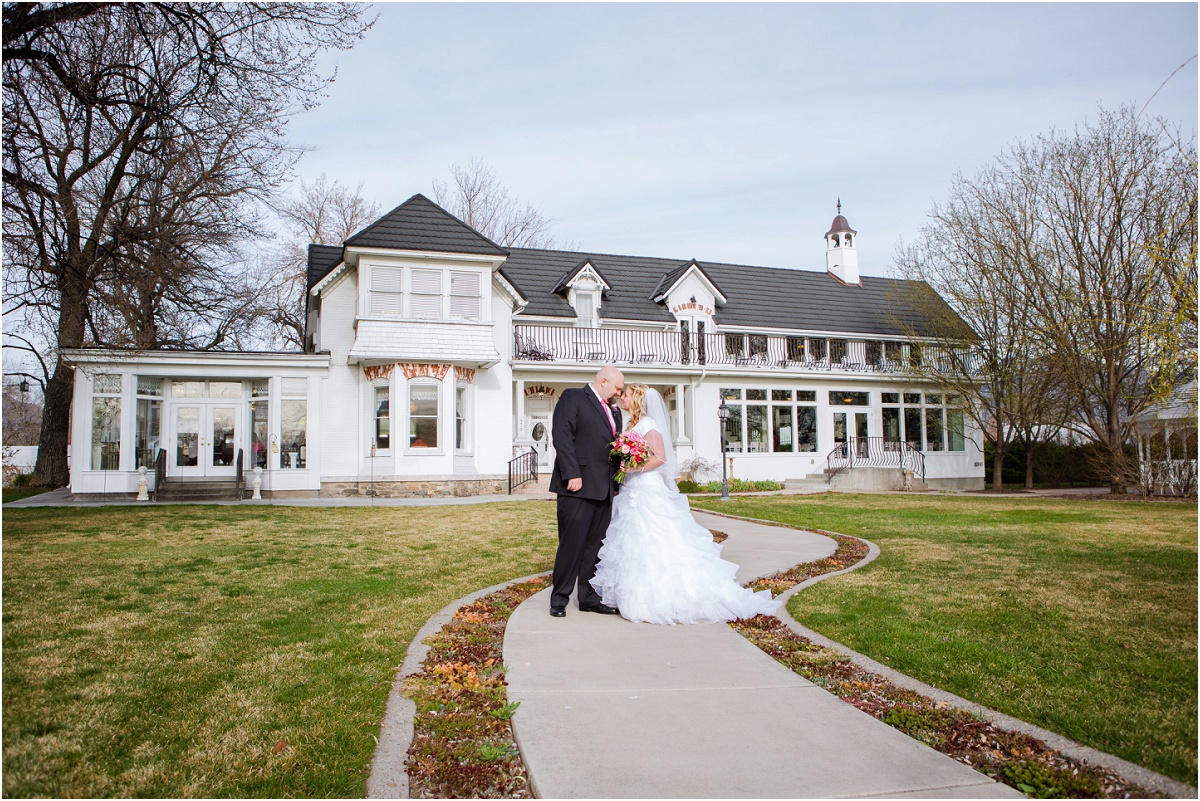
[{"xmin": 602, "ymin": 399, "xmax": 616, "ymax": 435}]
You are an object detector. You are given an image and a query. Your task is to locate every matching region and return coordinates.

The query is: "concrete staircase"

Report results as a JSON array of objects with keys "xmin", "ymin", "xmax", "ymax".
[
  {"xmin": 155, "ymin": 477, "xmax": 244, "ymax": 502},
  {"xmin": 788, "ymin": 466, "xmax": 928, "ymax": 492}
]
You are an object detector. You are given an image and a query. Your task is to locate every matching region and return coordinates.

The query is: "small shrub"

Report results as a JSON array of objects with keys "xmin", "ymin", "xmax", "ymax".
[
  {"xmin": 676, "ymin": 479, "xmax": 702, "ymax": 493},
  {"xmin": 700, "ymin": 478, "xmax": 783, "ymax": 493},
  {"xmin": 12, "ymin": 472, "xmax": 32, "ymax": 488},
  {"xmin": 1002, "ymin": 759, "xmax": 1105, "ymax": 798}
]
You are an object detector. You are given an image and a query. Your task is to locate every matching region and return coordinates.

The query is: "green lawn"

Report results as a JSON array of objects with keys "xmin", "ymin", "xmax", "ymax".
[
  {"xmin": 692, "ymin": 493, "xmax": 1198, "ymax": 785},
  {"xmin": 4, "ymin": 495, "xmax": 1195, "ymax": 796},
  {"xmin": 2, "ymin": 486, "xmax": 51, "ymax": 504},
  {"xmin": 2, "ymin": 503, "xmax": 558, "ymax": 798}
]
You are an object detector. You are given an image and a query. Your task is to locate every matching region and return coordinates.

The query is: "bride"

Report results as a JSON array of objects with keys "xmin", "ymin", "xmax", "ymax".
[{"xmin": 590, "ymin": 384, "xmax": 780, "ymax": 625}]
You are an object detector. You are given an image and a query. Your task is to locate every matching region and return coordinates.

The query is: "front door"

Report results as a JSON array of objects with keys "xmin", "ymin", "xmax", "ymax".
[
  {"xmin": 855, "ymin": 412, "xmax": 870, "ymax": 458},
  {"xmin": 173, "ymin": 403, "xmax": 240, "ymax": 476},
  {"xmin": 525, "ymin": 397, "xmax": 553, "ymax": 469}
]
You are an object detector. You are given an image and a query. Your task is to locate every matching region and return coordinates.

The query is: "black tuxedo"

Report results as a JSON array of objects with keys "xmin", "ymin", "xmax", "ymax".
[{"xmin": 549, "ymin": 385, "xmax": 623, "ymax": 609}]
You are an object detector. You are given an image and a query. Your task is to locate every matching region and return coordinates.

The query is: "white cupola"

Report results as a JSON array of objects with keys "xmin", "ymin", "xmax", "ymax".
[{"xmin": 824, "ymin": 199, "xmax": 860, "ymax": 286}]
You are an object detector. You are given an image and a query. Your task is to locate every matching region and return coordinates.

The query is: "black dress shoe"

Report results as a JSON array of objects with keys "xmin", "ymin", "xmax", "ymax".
[
  {"xmin": 549, "ymin": 606, "xmax": 566, "ymax": 617},
  {"xmin": 579, "ymin": 602, "xmax": 619, "ymax": 615}
]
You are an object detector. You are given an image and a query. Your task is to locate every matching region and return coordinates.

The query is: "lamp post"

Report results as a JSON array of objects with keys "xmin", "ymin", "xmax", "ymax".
[{"xmin": 717, "ymin": 399, "xmax": 730, "ymax": 500}]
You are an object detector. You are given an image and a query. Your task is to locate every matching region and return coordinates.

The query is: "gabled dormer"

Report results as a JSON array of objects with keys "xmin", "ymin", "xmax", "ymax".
[
  {"xmin": 651, "ymin": 259, "xmax": 727, "ymax": 327},
  {"xmin": 553, "ymin": 260, "xmax": 611, "ymax": 328}
]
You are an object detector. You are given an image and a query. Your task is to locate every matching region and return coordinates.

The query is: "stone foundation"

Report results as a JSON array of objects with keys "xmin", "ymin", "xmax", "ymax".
[{"xmin": 319, "ymin": 478, "xmax": 508, "ymax": 499}]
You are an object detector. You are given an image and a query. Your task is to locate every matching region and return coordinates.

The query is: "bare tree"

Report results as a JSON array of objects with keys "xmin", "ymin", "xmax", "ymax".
[
  {"xmin": 265, "ymin": 174, "xmax": 380, "ymax": 349},
  {"xmin": 895, "ymin": 157, "xmax": 1069, "ymax": 490},
  {"xmin": 897, "ymin": 105, "xmax": 1197, "ymax": 494},
  {"xmin": 432, "ymin": 159, "xmax": 559, "ymax": 248},
  {"xmin": 2, "ymin": 381, "xmax": 43, "ymax": 446},
  {"xmin": 2, "ymin": 2, "xmax": 374, "ymax": 487}
]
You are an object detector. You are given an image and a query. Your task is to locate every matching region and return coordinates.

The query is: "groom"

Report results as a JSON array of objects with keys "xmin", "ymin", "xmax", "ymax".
[{"xmin": 548, "ymin": 365, "xmax": 625, "ymax": 617}]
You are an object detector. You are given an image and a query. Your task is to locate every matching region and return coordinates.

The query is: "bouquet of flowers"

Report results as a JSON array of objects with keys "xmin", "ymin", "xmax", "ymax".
[{"xmin": 611, "ymin": 430, "xmax": 651, "ymax": 484}]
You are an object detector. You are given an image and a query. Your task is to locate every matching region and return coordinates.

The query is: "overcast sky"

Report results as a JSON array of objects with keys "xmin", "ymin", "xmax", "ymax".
[{"xmin": 288, "ymin": 2, "xmax": 1198, "ymax": 277}]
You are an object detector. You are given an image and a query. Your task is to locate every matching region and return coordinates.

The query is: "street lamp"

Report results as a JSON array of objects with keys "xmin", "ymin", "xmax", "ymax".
[{"xmin": 717, "ymin": 398, "xmax": 730, "ymax": 500}]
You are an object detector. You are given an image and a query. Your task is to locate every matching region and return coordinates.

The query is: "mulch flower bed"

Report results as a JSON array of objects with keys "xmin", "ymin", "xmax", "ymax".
[
  {"xmin": 402, "ymin": 529, "xmax": 1160, "ymax": 799},
  {"xmin": 732, "ymin": 531, "xmax": 1160, "ymax": 799},
  {"xmin": 403, "ymin": 576, "xmax": 547, "ymax": 798}
]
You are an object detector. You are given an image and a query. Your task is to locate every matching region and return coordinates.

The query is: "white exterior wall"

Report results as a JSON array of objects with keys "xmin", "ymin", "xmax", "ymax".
[
  {"xmin": 316, "ymin": 271, "xmax": 363, "ymax": 480},
  {"xmin": 65, "ymin": 352, "xmax": 330, "ymax": 496}
]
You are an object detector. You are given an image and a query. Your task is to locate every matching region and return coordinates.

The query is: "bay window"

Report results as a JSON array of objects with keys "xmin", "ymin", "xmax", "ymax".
[{"xmin": 409, "ymin": 381, "xmax": 439, "ymax": 449}]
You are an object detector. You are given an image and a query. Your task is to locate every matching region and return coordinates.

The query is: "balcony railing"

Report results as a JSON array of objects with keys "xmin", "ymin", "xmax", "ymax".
[
  {"xmin": 826, "ymin": 437, "xmax": 926, "ymax": 482},
  {"xmin": 514, "ymin": 325, "xmax": 936, "ymax": 374}
]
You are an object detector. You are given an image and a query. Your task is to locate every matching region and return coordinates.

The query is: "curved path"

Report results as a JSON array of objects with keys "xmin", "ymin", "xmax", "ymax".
[{"xmin": 503, "ymin": 510, "xmax": 1022, "ymax": 799}]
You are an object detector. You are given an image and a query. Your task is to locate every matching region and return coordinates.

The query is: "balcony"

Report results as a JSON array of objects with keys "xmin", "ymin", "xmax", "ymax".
[{"xmin": 513, "ymin": 325, "xmax": 930, "ymax": 375}]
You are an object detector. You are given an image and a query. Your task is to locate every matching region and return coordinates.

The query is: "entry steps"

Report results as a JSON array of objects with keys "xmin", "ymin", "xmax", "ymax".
[{"xmin": 155, "ymin": 477, "xmax": 244, "ymax": 502}]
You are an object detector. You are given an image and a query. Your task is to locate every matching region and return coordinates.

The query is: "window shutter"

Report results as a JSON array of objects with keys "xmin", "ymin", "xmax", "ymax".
[
  {"xmin": 450, "ymin": 271, "xmax": 481, "ymax": 319},
  {"xmin": 411, "ymin": 269, "xmax": 442, "ymax": 319},
  {"xmin": 369, "ymin": 266, "xmax": 403, "ymax": 317}
]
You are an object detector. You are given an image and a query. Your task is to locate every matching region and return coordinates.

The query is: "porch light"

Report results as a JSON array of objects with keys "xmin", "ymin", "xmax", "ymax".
[{"xmin": 717, "ymin": 399, "xmax": 731, "ymax": 501}]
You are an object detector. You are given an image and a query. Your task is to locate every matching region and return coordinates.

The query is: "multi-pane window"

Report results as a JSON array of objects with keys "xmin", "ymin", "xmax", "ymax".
[
  {"xmin": 367, "ymin": 265, "xmax": 486, "ymax": 320},
  {"xmin": 374, "ymin": 385, "xmax": 390, "ymax": 450},
  {"xmin": 135, "ymin": 376, "xmax": 163, "ymax": 469},
  {"xmin": 881, "ymin": 392, "xmax": 965, "ymax": 452},
  {"xmin": 722, "ymin": 387, "xmax": 818, "ymax": 454},
  {"xmin": 280, "ymin": 377, "xmax": 307, "ymax": 469},
  {"xmin": 409, "ymin": 381, "xmax": 439, "ymax": 449},
  {"xmin": 250, "ymin": 379, "xmax": 269, "ymax": 469},
  {"xmin": 450, "ymin": 271, "xmax": 482, "ymax": 320},
  {"xmin": 92, "ymin": 374, "xmax": 122, "ymax": 470}
]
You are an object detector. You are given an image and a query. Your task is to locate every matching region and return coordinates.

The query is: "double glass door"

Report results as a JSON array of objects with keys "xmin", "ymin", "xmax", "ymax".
[
  {"xmin": 173, "ymin": 403, "xmax": 240, "ymax": 476},
  {"xmin": 833, "ymin": 411, "xmax": 870, "ymax": 459}
]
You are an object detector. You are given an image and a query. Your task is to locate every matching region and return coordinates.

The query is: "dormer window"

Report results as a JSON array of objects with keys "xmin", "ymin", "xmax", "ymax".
[
  {"xmin": 557, "ymin": 261, "xmax": 610, "ymax": 329},
  {"xmin": 575, "ymin": 289, "xmax": 598, "ymax": 328}
]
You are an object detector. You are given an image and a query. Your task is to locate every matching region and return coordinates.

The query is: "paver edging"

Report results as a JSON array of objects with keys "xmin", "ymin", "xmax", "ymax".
[
  {"xmin": 699, "ymin": 509, "xmax": 1196, "ymax": 799},
  {"xmin": 366, "ymin": 571, "xmax": 551, "ymax": 799}
]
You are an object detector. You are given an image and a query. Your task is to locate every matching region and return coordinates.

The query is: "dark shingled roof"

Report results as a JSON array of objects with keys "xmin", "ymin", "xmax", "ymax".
[
  {"xmin": 344, "ymin": 194, "xmax": 509, "ymax": 257},
  {"xmin": 307, "ymin": 244, "xmax": 344, "ymax": 290},
  {"xmin": 306, "ymin": 196, "xmax": 958, "ymax": 338},
  {"xmin": 501, "ymin": 248, "xmax": 949, "ymax": 338}
]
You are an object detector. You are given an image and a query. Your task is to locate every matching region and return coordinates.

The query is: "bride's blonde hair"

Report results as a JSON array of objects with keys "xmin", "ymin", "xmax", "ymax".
[{"xmin": 625, "ymin": 383, "xmax": 649, "ymax": 429}]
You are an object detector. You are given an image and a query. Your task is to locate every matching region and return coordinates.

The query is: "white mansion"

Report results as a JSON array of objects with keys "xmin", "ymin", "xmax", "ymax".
[{"xmin": 65, "ymin": 195, "xmax": 984, "ymax": 500}]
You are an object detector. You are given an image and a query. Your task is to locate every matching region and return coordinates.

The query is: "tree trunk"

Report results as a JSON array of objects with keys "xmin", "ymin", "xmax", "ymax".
[
  {"xmin": 1024, "ymin": 441, "xmax": 1035, "ymax": 490},
  {"xmin": 31, "ymin": 359, "xmax": 74, "ymax": 487},
  {"xmin": 31, "ymin": 267, "xmax": 89, "ymax": 488},
  {"xmin": 992, "ymin": 447, "xmax": 1005, "ymax": 491}
]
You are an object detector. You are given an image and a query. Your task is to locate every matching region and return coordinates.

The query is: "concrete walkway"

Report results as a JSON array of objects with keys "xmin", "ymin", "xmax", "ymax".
[{"xmin": 503, "ymin": 510, "xmax": 1022, "ymax": 799}]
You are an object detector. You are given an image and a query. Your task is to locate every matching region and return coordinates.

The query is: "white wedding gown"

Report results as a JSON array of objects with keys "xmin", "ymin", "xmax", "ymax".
[{"xmin": 590, "ymin": 417, "xmax": 780, "ymax": 625}]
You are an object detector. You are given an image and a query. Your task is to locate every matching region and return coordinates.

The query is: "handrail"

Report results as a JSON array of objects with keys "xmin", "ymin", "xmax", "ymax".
[
  {"xmin": 825, "ymin": 437, "xmax": 926, "ymax": 484},
  {"xmin": 508, "ymin": 447, "xmax": 538, "ymax": 494},
  {"xmin": 235, "ymin": 448, "xmax": 244, "ymax": 499},
  {"xmin": 153, "ymin": 448, "xmax": 166, "ymax": 499},
  {"xmin": 511, "ymin": 324, "xmax": 978, "ymax": 374}
]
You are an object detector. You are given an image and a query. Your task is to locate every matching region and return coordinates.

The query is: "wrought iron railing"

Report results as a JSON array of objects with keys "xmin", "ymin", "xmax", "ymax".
[
  {"xmin": 825, "ymin": 437, "xmax": 926, "ymax": 483},
  {"xmin": 508, "ymin": 447, "xmax": 538, "ymax": 494},
  {"xmin": 153, "ymin": 448, "xmax": 166, "ymax": 499},
  {"xmin": 513, "ymin": 325, "xmax": 967, "ymax": 374}
]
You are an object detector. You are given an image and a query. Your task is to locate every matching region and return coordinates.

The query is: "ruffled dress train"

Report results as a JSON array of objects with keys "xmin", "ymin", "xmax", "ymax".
[{"xmin": 590, "ymin": 465, "xmax": 780, "ymax": 625}]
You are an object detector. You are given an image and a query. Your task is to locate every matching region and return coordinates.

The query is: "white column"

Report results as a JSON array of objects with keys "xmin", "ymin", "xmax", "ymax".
[
  {"xmin": 675, "ymin": 382, "xmax": 690, "ymax": 444},
  {"xmin": 515, "ymin": 378, "xmax": 527, "ymax": 444}
]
